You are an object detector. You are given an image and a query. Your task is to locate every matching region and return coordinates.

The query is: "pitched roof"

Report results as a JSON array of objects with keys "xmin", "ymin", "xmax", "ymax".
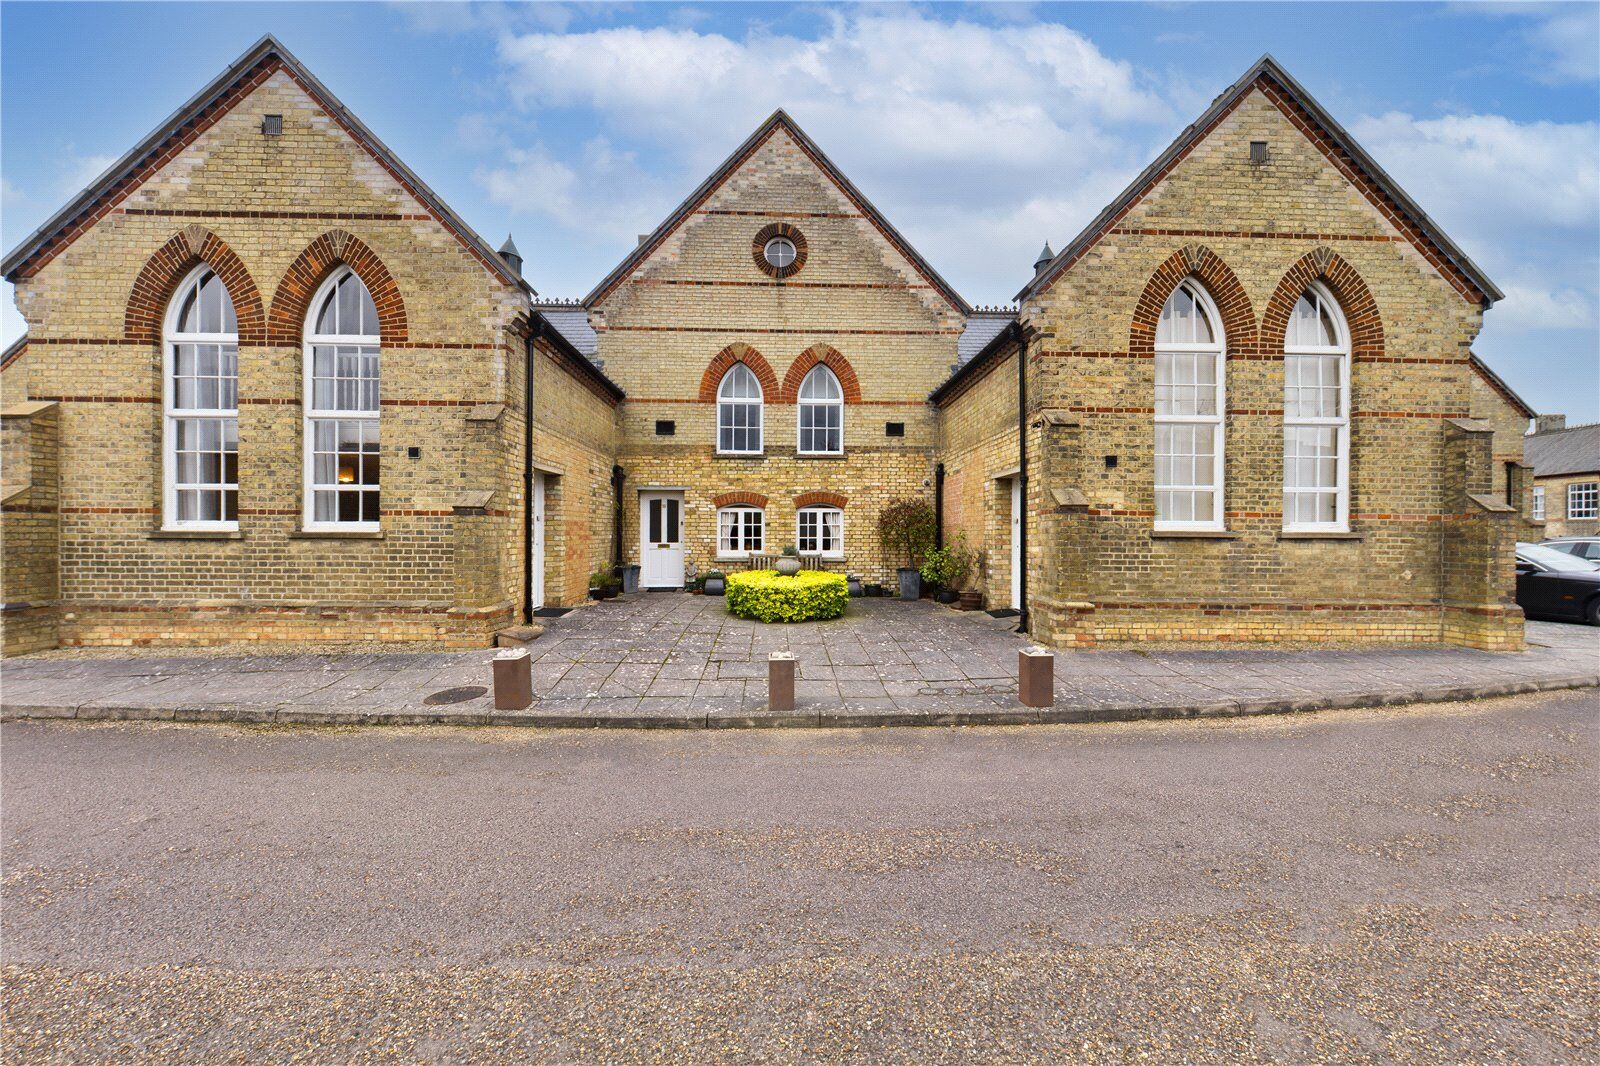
[
  {"xmin": 533, "ymin": 301, "xmax": 599, "ymax": 361},
  {"xmin": 1016, "ymin": 54, "xmax": 1503, "ymax": 308},
  {"xmin": 2, "ymin": 34, "xmax": 526, "ymax": 292},
  {"xmin": 1469, "ymin": 351, "xmax": 1535, "ymax": 419},
  {"xmin": 957, "ymin": 311, "xmax": 1017, "ymax": 366},
  {"xmin": 929, "ymin": 318, "xmax": 1021, "ymax": 405},
  {"xmin": 531, "ymin": 309, "xmax": 623, "ymax": 402},
  {"xmin": 1526, "ymin": 422, "xmax": 1600, "ymax": 479},
  {"xmin": 582, "ymin": 109, "xmax": 968, "ymax": 313}
]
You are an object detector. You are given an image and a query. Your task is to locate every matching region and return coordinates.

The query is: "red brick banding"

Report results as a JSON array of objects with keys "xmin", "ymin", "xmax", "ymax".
[
  {"xmin": 124, "ymin": 228, "xmax": 265, "ymax": 346},
  {"xmin": 1129, "ymin": 244, "xmax": 1258, "ymax": 359},
  {"xmin": 697, "ymin": 343, "xmax": 779, "ymax": 403},
  {"xmin": 712, "ymin": 491, "xmax": 768, "ymax": 509},
  {"xmin": 751, "ymin": 222, "xmax": 808, "ymax": 279},
  {"xmin": 266, "ymin": 230, "xmax": 408, "ymax": 346},
  {"xmin": 1260, "ymin": 247, "xmax": 1383, "ymax": 363},
  {"xmin": 779, "ymin": 344, "xmax": 862, "ymax": 403},
  {"xmin": 794, "ymin": 491, "xmax": 847, "ymax": 509}
]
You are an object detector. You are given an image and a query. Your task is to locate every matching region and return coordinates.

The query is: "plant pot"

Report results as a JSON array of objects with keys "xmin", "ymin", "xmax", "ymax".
[
  {"xmin": 775, "ymin": 557, "xmax": 802, "ymax": 576},
  {"xmin": 703, "ymin": 577, "xmax": 725, "ymax": 596},
  {"xmin": 865, "ymin": 584, "xmax": 883, "ymax": 598},
  {"xmin": 958, "ymin": 590, "xmax": 984, "ymax": 611},
  {"xmin": 847, "ymin": 576, "xmax": 864, "ymax": 597},
  {"xmin": 935, "ymin": 589, "xmax": 959, "ymax": 605},
  {"xmin": 619, "ymin": 564, "xmax": 641, "ymax": 595},
  {"xmin": 897, "ymin": 568, "xmax": 921, "ymax": 601}
]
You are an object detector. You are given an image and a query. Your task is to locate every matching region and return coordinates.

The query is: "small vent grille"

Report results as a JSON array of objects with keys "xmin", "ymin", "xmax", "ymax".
[
  {"xmin": 885, "ymin": 421, "xmax": 905, "ymax": 438},
  {"xmin": 261, "ymin": 114, "xmax": 284, "ymax": 136},
  {"xmin": 1249, "ymin": 141, "xmax": 1270, "ymax": 165},
  {"xmin": 655, "ymin": 419, "xmax": 676, "ymax": 436}
]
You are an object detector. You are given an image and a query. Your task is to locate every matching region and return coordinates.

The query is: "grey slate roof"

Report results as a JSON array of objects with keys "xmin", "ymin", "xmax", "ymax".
[
  {"xmin": 2, "ymin": 35, "xmax": 526, "ymax": 292},
  {"xmin": 957, "ymin": 312, "xmax": 1016, "ymax": 366},
  {"xmin": 1526, "ymin": 423, "xmax": 1600, "ymax": 479},
  {"xmin": 533, "ymin": 303, "xmax": 599, "ymax": 362},
  {"xmin": 1016, "ymin": 54, "xmax": 1503, "ymax": 307}
]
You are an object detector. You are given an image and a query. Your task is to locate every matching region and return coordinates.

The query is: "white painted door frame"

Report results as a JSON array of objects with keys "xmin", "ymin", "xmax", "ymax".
[
  {"xmin": 530, "ymin": 472, "xmax": 546, "ymax": 610},
  {"xmin": 639, "ymin": 491, "xmax": 685, "ymax": 588},
  {"xmin": 1009, "ymin": 477, "xmax": 1023, "ymax": 611}
]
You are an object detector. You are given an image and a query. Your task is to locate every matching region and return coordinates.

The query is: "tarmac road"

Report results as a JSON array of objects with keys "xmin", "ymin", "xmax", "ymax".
[{"xmin": 3, "ymin": 690, "xmax": 1597, "ymax": 1062}]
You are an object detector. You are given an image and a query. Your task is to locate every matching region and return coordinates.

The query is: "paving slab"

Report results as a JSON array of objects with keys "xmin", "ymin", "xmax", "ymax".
[{"xmin": 3, "ymin": 594, "xmax": 1596, "ymax": 728}]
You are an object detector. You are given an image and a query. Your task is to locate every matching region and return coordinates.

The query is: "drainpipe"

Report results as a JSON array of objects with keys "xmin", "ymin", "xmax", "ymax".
[
  {"xmin": 1015, "ymin": 326, "xmax": 1029, "ymax": 635},
  {"xmin": 610, "ymin": 465, "xmax": 625, "ymax": 567},
  {"xmin": 522, "ymin": 320, "xmax": 539, "ymax": 624},
  {"xmin": 934, "ymin": 463, "xmax": 946, "ymax": 550}
]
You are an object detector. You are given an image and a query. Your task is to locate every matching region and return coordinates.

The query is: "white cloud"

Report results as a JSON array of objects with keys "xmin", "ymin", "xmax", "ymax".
[
  {"xmin": 478, "ymin": 137, "xmax": 668, "ymax": 244},
  {"xmin": 1521, "ymin": 4, "xmax": 1600, "ymax": 84},
  {"xmin": 1492, "ymin": 281, "xmax": 1597, "ymax": 331},
  {"xmin": 56, "ymin": 152, "xmax": 117, "ymax": 201}
]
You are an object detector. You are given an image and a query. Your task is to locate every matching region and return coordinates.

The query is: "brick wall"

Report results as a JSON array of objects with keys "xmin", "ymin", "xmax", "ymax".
[
  {"xmin": 593, "ymin": 125, "xmax": 951, "ymax": 585},
  {"xmin": 1, "ymin": 403, "xmax": 61, "ymax": 654},
  {"xmin": 1536, "ymin": 472, "xmax": 1600, "ymax": 538}
]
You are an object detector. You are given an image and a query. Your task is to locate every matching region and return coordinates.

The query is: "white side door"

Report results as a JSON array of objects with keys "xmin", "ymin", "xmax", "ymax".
[
  {"xmin": 530, "ymin": 472, "xmax": 546, "ymax": 610},
  {"xmin": 639, "ymin": 492, "xmax": 685, "ymax": 588},
  {"xmin": 1010, "ymin": 477, "xmax": 1023, "ymax": 611}
]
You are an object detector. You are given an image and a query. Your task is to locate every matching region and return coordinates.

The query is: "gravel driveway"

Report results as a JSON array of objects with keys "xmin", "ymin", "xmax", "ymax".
[{"xmin": 3, "ymin": 689, "xmax": 1597, "ymax": 1061}]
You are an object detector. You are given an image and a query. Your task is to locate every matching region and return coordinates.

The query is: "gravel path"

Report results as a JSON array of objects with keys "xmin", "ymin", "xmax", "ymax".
[{"xmin": 3, "ymin": 689, "xmax": 1597, "ymax": 1061}]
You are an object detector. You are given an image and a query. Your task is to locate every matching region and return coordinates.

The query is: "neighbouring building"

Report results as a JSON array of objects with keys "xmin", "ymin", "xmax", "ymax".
[
  {"xmin": 1, "ymin": 38, "xmax": 1534, "ymax": 653},
  {"xmin": 1468, "ymin": 351, "xmax": 1539, "ymax": 537},
  {"xmin": 1525, "ymin": 416, "xmax": 1600, "ymax": 538}
]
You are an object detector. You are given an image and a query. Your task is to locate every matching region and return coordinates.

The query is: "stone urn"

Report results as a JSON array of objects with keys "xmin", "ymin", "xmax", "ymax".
[{"xmin": 775, "ymin": 556, "xmax": 802, "ymax": 576}]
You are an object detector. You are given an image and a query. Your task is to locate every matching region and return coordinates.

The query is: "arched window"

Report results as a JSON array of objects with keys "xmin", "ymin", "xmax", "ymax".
[
  {"xmin": 1283, "ymin": 283, "xmax": 1350, "ymax": 530},
  {"xmin": 797, "ymin": 364, "xmax": 843, "ymax": 455},
  {"xmin": 304, "ymin": 268, "xmax": 380, "ymax": 529},
  {"xmin": 163, "ymin": 266, "xmax": 239, "ymax": 528},
  {"xmin": 1154, "ymin": 280, "xmax": 1225, "ymax": 528},
  {"xmin": 717, "ymin": 505, "xmax": 765, "ymax": 557},
  {"xmin": 717, "ymin": 362, "xmax": 763, "ymax": 455},
  {"xmin": 796, "ymin": 505, "xmax": 843, "ymax": 558}
]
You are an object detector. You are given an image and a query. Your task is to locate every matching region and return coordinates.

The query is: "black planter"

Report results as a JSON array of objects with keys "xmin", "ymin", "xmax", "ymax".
[
  {"xmin": 897, "ymin": 568, "xmax": 921, "ymax": 600},
  {"xmin": 703, "ymin": 577, "xmax": 726, "ymax": 596},
  {"xmin": 935, "ymin": 589, "xmax": 959, "ymax": 605},
  {"xmin": 865, "ymin": 584, "xmax": 884, "ymax": 598}
]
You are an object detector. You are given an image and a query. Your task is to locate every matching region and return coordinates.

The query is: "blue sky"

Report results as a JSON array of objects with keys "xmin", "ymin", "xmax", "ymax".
[{"xmin": 4, "ymin": 1, "xmax": 1596, "ymax": 419}]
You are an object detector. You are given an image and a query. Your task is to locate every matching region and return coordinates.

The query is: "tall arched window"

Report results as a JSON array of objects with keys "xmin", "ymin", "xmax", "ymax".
[
  {"xmin": 717, "ymin": 362, "xmax": 763, "ymax": 455},
  {"xmin": 163, "ymin": 266, "xmax": 239, "ymax": 528},
  {"xmin": 797, "ymin": 364, "xmax": 843, "ymax": 455},
  {"xmin": 1283, "ymin": 283, "xmax": 1350, "ymax": 531},
  {"xmin": 1154, "ymin": 280, "xmax": 1225, "ymax": 529},
  {"xmin": 304, "ymin": 268, "xmax": 380, "ymax": 529}
]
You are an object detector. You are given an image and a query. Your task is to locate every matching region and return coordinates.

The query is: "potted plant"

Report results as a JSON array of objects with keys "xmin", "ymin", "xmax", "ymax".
[
  {"xmin": 920, "ymin": 533, "xmax": 974, "ymax": 605},
  {"xmin": 877, "ymin": 499, "xmax": 936, "ymax": 600},
  {"xmin": 702, "ymin": 569, "xmax": 726, "ymax": 596},
  {"xmin": 776, "ymin": 544, "xmax": 802, "ymax": 576},
  {"xmin": 588, "ymin": 569, "xmax": 621, "ymax": 600}
]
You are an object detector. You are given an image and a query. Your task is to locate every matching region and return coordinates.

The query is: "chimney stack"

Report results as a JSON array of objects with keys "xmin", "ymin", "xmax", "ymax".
[{"xmin": 1534, "ymin": 414, "xmax": 1567, "ymax": 435}]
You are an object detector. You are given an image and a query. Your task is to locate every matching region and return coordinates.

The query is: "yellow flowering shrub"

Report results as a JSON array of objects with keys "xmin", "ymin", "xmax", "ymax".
[{"xmin": 725, "ymin": 570, "xmax": 849, "ymax": 623}]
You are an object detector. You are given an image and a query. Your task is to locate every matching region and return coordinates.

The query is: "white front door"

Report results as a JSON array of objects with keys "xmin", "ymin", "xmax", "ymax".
[
  {"xmin": 640, "ymin": 492, "xmax": 685, "ymax": 588},
  {"xmin": 1009, "ymin": 477, "xmax": 1023, "ymax": 611},
  {"xmin": 531, "ymin": 472, "xmax": 546, "ymax": 610}
]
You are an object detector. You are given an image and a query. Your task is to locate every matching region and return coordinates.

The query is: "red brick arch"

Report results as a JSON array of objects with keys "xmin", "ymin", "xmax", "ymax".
[
  {"xmin": 712, "ymin": 491, "xmax": 768, "ymax": 509},
  {"xmin": 697, "ymin": 343, "xmax": 779, "ymax": 402},
  {"xmin": 795, "ymin": 491, "xmax": 847, "ymax": 509},
  {"xmin": 1261, "ymin": 247, "xmax": 1384, "ymax": 361},
  {"xmin": 266, "ymin": 230, "xmax": 407, "ymax": 345},
  {"xmin": 779, "ymin": 345, "xmax": 862, "ymax": 403},
  {"xmin": 124, "ymin": 227, "xmax": 265, "ymax": 346},
  {"xmin": 1129, "ymin": 244, "xmax": 1258, "ymax": 359}
]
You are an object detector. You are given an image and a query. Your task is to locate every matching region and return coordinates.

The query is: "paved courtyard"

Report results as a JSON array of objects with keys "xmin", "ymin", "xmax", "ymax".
[{"xmin": 2, "ymin": 594, "xmax": 1595, "ymax": 727}]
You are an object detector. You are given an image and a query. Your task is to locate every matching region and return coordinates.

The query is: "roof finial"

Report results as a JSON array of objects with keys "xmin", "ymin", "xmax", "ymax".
[
  {"xmin": 498, "ymin": 234, "xmax": 523, "ymax": 276},
  {"xmin": 1033, "ymin": 241, "xmax": 1055, "ymax": 274}
]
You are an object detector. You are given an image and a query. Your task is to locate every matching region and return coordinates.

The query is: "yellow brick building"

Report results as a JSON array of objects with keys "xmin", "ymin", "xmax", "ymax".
[{"xmin": 0, "ymin": 41, "xmax": 1532, "ymax": 653}]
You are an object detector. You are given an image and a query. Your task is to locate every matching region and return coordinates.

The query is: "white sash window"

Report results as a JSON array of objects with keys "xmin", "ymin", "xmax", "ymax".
[
  {"xmin": 164, "ymin": 267, "xmax": 239, "ymax": 529},
  {"xmin": 717, "ymin": 506, "xmax": 765, "ymax": 556},
  {"xmin": 304, "ymin": 269, "xmax": 380, "ymax": 530},
  {"xmin": 717, "ymin": 363, "xmax": 763, "ymax": 455},
  {"xmin": 1154, "ymin": 281, "xmax": 1225, "ymax": 529},
  {"xmin": 1283, "ymin": 284, "xmax": 1351, "ymax": 531},
  {"xmin": 797, "ymin": 365, "xmax": 843, "ymax": 455},
  {"xmin": 796, "ymin": 506, "xmax": 843, "ymax": 557}
]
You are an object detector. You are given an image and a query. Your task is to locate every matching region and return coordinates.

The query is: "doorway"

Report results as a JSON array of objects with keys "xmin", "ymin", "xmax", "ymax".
[{"xmin": 639, "ymin": 491, "xmax": 685, "ymax": 588}]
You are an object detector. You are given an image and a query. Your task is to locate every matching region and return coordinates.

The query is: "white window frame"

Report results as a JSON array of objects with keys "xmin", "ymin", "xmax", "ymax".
[
  {"xmin": 796, "ymin": 505, "xmax": 844, "ymax": 558},
  {"xmin": 1282, "ymin": 281, "xmax": 1351, "ymax": 532},
  {"xmin": 162, "ymin": 264, "xmax": 239, "ymax": 531},
  {"xmin": 1154, "ymin": 279, "xmax": 1227, "ymax": 531},
  {"xmin": 796, "ymin": 364, "xmax": 844, "ymax": 456},
  {"xmin": 716, "ymin": 506, "xmax": 765, "ymax": 558},
  {"xmin": 303, "ymin": 268, "xmax": 381, "ymax": 532},
  {"xmin": 1569, "ymin": 482, "xmax": 1599, "ymax": 520},
  {"xmin": 763, "ymin": 237, "xmax": 797, "ymax": 271},
  {"xmin": 716, "ymin": 363, "xmax": 763, "ymax": 455},
  {"xmin": 1532, "ymin": 485, "xmax": 1545, "ymax": 521}
]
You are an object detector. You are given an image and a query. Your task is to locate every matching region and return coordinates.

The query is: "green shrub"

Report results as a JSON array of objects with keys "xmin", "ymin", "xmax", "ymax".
[{"xmin": 726, "ymin": 570, "xmax": 849, "ymax": 623}]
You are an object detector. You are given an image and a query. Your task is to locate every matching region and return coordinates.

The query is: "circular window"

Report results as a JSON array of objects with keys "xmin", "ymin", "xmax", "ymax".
[
  {"xmin": 752, "ymin": 223, "xmax": 807, "ymax": 279},
  {"xmin": 763, "ymin": 237, "xmax": 797, "ymax": 270}
]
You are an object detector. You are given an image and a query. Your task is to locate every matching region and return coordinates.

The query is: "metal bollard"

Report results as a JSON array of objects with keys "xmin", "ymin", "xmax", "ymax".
[
  {"xmin": 492, "ymin": 647, "xmax": 533, "ymax": 710},
  {"xmin": 1019, "ymin": 646, "xmax": 1054, "ymax": 708},
  {"xmin": 768, "ymin": 651, "xmax": 796, "ymax": 713}
]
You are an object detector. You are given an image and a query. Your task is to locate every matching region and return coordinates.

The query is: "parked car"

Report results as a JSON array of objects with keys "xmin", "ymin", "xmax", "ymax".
[
  {"xmin": 1514, "ymin": 542, "xmax": 1600, "ymax": 625},
  {"xmin": 1542, "ymin": 536, "xmax": 1600, "ymax": 562}
]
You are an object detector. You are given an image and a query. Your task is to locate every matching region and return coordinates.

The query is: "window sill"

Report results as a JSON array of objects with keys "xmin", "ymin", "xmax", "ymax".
[
  {"xmin": 1150, "ymin": 529, "xmax": 1239, "ymax": 540},
  {"xmin": 149, "ymin": 529, "xmax": 242, "ymax": 541},
  {"xmin": 289, "ymin": 529, "xmax": 384, "ymax": 540},
  {"xmin": 715, "ymin": 453, "xmax": 766, "ymax": 460},
  {"xmin": 1277, "ymin": 530, "xmax": 1365, "ymax": 541},
  {"xmin": 797, "ymin": 453, "xmax": 845, "ymax": 460}
]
